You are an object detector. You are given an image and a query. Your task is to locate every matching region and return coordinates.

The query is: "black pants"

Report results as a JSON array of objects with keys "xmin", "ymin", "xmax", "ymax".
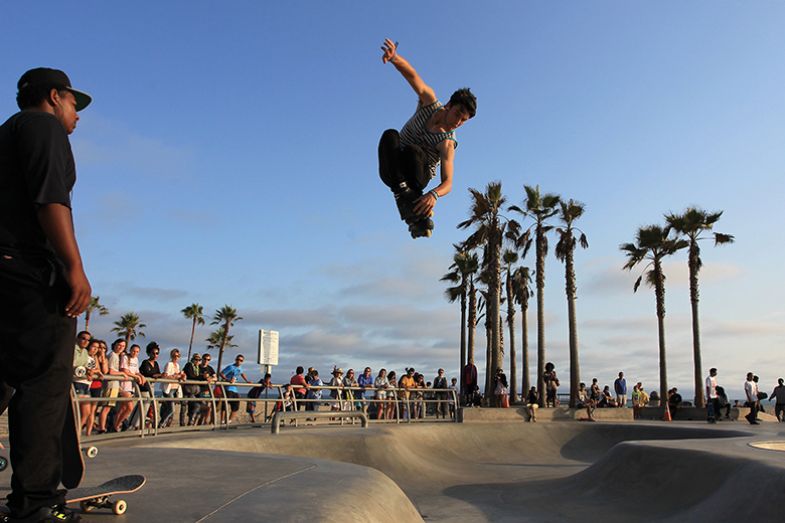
[
  {"xmin": 378, "ymin": 129, "xmax": 430, "ymax": 194},
  {"xmin": 0, "ymin": 252, "xmax": 75, "ymax": 516}
]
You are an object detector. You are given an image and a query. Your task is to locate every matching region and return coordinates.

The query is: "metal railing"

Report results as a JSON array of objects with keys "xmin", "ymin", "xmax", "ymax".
[{"xmin": 70, "ymin": 376, "xmax": 459, "ymax": 442}]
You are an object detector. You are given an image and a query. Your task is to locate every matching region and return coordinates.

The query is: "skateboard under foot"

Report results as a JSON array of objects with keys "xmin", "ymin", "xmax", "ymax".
[{"xmin": 69, "ymin": 474, "xmax": 146, "ymax": 515}]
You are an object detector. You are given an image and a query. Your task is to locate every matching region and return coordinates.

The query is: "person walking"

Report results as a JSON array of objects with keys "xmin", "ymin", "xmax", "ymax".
[
  {"xmin": 462, "ymin": 358, "xmax": 478, "ymax": 407},
  {"xmin": 769, "ymin": 378, "xmax": 785, "ymax": 422},
  {"xmin": 0, "ymin": 67, "xmax": 92, "ymax": 522},
  {"xmin": 744, "ymin": 372, "xmax": 759, "ymax": 425},
  {"xmin": 705, "ymin": 368, "xmax": 720, "ymax": 423}
]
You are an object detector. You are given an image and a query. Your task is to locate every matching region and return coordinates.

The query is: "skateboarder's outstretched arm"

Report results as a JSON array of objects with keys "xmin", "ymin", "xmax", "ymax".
[{"xmin": 381, "ymin": 39, "xmax": 437, "ymax": 107}]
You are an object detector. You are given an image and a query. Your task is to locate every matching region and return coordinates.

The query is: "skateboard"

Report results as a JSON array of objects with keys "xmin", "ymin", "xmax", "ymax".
[
  {"xmin": 0, "ymin": 445, "xmax": 96, "ymax": 474},
  {"xmin": 61, "ymin": 388, "xmax": 85, "ymax": 488},
  {"xmin": 68, "ymin": 474, "xmax": 146, "ymax": 515}
]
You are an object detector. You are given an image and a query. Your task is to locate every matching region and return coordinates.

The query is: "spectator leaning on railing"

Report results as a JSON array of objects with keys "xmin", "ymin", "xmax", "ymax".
[
  {"xmin": 160, "ymin": 348, "xmax": 185, "ymax": 428},
  {"xmin": 182, "ymin": 353, "xmax": 203, "ymax": 426},
  {"xmin": 220, "ymin": 354, "xmax": 250, "ymax": 424}
]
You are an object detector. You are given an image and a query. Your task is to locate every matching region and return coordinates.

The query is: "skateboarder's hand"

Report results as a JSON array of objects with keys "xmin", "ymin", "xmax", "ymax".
[
  {"xmin": 413, "ymin": 193, "xmax": 436, "ymax": 216},
  {"xmin": 65, "ymin": 265, "xmax": 91, "ymax": 318},
  {"xmin": 381, "ymin": 38, "xmax": 397, "ymax": 64}
]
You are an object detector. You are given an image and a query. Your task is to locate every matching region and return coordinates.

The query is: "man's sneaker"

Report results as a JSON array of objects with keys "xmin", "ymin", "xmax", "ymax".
[{"xmin": 1, "ymin": 505, "xmax": 81, "ymax": 522}]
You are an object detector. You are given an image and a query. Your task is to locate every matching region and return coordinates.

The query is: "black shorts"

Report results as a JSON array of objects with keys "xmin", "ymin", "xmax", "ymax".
[{"xmin": 226, "ymin": 390, "xmax": 240, "ymax": 412}]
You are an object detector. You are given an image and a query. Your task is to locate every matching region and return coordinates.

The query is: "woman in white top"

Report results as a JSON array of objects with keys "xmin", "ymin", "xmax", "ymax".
[
  {"xmin": 160, "ymin": 348, "xmax": 185, "ymax": 427},
  {"xmin": 114, "ymin": 343, "xmax": 144, "ymax": 432},
  {"xmin": 120, "ymin": 344, "xmax": 147, "ymax": 430},
  {"xmin": 374, "ymin": 368, "xmax": 390, "ymax": 420},
  {"xmin": 100, "ymin": 339, "xmax": 131, "ymax": 433},
  {"xmin": 77, "ymin": 339, "xmax": 101, "ymax": 434}
]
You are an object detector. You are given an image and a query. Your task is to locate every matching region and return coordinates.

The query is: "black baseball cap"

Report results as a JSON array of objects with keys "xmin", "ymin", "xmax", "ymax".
[{"xmin": 17, "ymin": 67, "xmax": 92, "ymax": 111}]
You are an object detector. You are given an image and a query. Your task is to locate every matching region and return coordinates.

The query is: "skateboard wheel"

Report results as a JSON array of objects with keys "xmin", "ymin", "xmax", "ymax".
[
  {"xmin": 80, "ymin": 501, "xmax": 96, "ymax": 513},
  {"xmin": 85, "ymin": 446, "xmax": 99, "ymax": 458},
  {"xmin": 113, "ymin": 499, "xmax": 127, "ymax": 515},
  {"xmin": 0, "ymin": 456, "xmax": 7, "ymax": 471}
]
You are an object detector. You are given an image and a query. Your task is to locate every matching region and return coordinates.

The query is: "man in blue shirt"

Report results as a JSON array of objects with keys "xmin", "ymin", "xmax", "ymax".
[
  {"xmin": 614, "ymin": 372, "xmax": 627, "ymax": 408},
  {"xmin": 220, "ymin": 354, "xmax": 251, "ymax": 423},
  {"xmin": 357, "ymin": 367, "xmax": 375, "ymax": 414}
]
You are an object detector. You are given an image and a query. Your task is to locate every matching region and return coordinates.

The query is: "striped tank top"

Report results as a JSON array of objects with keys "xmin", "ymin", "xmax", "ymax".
[{"xmin": 399, "ymin": 100, "xmax": 458, "ymax": 180}]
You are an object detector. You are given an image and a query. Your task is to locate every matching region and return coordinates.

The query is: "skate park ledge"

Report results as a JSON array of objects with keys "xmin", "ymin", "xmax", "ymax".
[
  {"xmin": 461, "ymin": 405, "xmax": 780, "ymax": 423},
  {"xmin": 460, "ymin": 405, "xmax": 633, "ymax": 422}
]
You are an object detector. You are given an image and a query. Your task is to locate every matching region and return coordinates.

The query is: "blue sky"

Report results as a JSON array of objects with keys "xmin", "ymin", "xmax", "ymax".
[{"xmin": 2, "ymin": 2, "xmax": 783, "ymax": 400}]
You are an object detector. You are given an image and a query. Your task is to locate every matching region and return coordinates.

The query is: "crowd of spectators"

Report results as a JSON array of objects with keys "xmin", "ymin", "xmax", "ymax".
[
  {"xmin": 70, "ymin": 330, "xmax": 462, "ymax": 433},
  {"xmin": 69, "ymin": 330, "xmax": 785, "ymax": 433}
]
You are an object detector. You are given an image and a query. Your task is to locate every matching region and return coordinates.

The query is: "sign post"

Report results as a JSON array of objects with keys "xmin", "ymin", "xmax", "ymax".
[{"xmin": 258, "ymin": 329, "xmax": 279, "ymax": 377}]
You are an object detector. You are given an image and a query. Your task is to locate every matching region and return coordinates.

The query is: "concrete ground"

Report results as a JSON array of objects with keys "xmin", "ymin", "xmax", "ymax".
[{"xmin": 2, "ymin": 418, "xmax": 785, "ymax": 522}]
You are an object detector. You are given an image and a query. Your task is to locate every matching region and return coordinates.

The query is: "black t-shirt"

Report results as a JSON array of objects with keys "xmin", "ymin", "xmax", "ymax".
[
  {"xmin": 0, "ymin": 111, "xmax": 75, "ymax": 258},
  {"xmin": 139, "ymin": 359, "xmax": 161, "ymax": 393},
  {"xmin": 199, "ymin": 365, "xmax": 216, "ymax": 393}
]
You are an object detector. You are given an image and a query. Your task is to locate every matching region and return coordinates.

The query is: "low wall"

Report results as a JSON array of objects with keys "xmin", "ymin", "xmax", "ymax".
[{"xmin": 461, "ymin": 405, "xmax": 634, "ymax": 423}]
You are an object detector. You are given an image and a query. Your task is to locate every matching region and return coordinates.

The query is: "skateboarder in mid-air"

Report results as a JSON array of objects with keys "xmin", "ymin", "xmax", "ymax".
[{"xmin": 378, "ymin": 38, "xmax": 477, "ymax": 238}]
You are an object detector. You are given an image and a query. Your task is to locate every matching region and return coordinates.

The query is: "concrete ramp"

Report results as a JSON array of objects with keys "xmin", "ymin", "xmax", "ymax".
[{"xmin": 142, "ymin": 422, "xmax": 775, "ymax": 522}]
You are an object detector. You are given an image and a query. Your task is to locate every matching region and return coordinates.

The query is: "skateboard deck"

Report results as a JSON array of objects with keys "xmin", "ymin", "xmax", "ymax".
[
  {"xmin": 68, "ymin": 474, "xmax": 146, "ymax": 515},
  {"xmin": 0, "ymin": 385, "xmax": 92, "ymax": 480},
  {"xmin": 61, "ymin": 388, "xmax": 85, "ymax": 489}
]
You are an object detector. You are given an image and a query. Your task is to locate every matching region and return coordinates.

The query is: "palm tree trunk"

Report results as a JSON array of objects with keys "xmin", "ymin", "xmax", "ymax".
[
  {"xmin": 187, "ymin": 318, "xmax": 197, "ymax": 361},
  {"xmin": 566, "ymin": 251, "xmax": 579, "ymax": 408},
  {"xmin": 217, "ymin": 321, "xmax": 231, "ymax": 374},
  {"xmin": 125, "ymin": 333, "xmax": 131, "ymax": 346},
  {"xmin": 484, "ymin": 321, "xmax": 492, "ymax": 402},
  {"xmin": 506, "ymin": 272, "xmax": 517, "ymax": 403},
  {"xmin": 468, "ymin": 281, "xmax": 476, "ymax": 365},
  {"xmin": 459, "ymin": 290, "xmax": 467, "ymax": 396},
  {"xmin": 489, "ymin": 231, "xmax": 502, "ymax": 389},
  {"xmin": 536, "ymin": 224, "xmax": 546, "ymax": 407},
  {"xmin": 689, "ymin": 243, "xmax": 705, "ymax": 408},
  {"xmin": 654, "ymin": 262, "xmax": 668, "ymax": 404},
  {"xmin": 521, "ymin": 302, "xmax": 530, "ymax": 396},
  {"xmin": 85, "ymin": 309, "xmax": 91, "ymax": 332}
]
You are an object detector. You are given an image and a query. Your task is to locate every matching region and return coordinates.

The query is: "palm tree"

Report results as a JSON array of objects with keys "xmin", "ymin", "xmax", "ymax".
[
  {"xmin": 511, "ymin": 266, "xmax": 534, "ymax": 396},
  {"xmin": 111, "ymin": 312, "xmax": 146, "ymax": 345},
  {"xmin": 206, "ymin": 326, "xmax": 237, "ymax": 354},
  {"xmin": 459, "ymin": 182, "xmax": 519, "ymax": 400},
  {"xmin": 181, "ymin": 303, "xmax": 205, "ymax": 361},
  {"xmin": 84, "ymin": 296, "xmax": 109, "ymax": 332},
  {"xmin": 441, "ymin": 248, "xmax": 480, "ymax": 394},
  {"xmin": 211, "ymin": 305, "xmax": 242, "ymax": 373},
  {"xmin": 555, "ymin": 199, "xmax": 589, "ymax": 408},
  {"xmin": 621, "ymin": 225, "xmax": 688, "ymax": 404},
  {"xmin": 502, "ymin": 249, "xmax": 519, "ymax": 403},
  {"xmin": 510, "ymin": 185, "xmax": 560, "ymax": 406},
  {"xmin": 665, "ymin": 208, "xmax": 734, "ymax": 408}
]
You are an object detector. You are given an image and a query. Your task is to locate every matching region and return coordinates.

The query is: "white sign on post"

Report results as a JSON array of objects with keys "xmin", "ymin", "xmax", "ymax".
[{"xmin": 258, "ymin": 329, "xmax": 279, "ymax": 366}]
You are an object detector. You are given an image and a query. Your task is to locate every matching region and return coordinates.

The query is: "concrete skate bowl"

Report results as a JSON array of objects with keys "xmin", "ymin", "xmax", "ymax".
[
  {"xmin": 144, "ymin": 422, "xmax": 782, "ymax": 522},
  {"xmin": 749, "ymin": 440, "xmax": 785, "ymax": 452}
]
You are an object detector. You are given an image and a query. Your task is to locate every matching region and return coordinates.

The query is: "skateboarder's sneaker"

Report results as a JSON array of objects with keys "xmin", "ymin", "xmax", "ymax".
[{"xmin": 1, "ymin": 505, "xmax": 81, "ymax": 522}]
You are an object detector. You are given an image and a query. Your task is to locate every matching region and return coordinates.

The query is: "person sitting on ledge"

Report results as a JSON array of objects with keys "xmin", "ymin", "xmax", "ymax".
[{"xmin": 525, "ymin": 387, "xmax": 539, "ymax": 422}]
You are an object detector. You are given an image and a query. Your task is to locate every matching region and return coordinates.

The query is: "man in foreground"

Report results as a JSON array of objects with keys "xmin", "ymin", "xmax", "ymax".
[{"xmin": 0, "ymin": 67, "xmax": 92, "ymax": 522}]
